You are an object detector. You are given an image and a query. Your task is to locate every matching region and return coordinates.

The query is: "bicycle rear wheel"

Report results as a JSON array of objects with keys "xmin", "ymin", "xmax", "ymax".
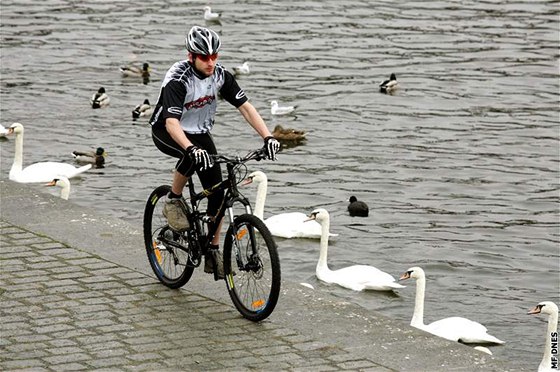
[
  {"xmin": 223, "ymin": 214, "xmax": 281, "ymax": 321},
  {"xmin": 143, "ymin": 185, "xmax": 194, "ymax": 289}
]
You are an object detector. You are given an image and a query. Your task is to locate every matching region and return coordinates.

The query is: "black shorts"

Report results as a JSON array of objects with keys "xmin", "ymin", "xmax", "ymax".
[{"xmin": 152, "ymin": 127, "xmax": 224, "ymax": 216}]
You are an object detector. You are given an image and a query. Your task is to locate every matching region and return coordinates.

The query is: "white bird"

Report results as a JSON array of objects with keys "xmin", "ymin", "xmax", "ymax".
[
  {"xmin": 243, "ymin": 171, "xmax": 337, "ymax": 239},
  {"xmin": 6, "ymin": 123, "xmax": 91, "ymax": 183},
  {"xmin": 90, "ymin": 87, "xmax": 110, "ymax": 109},
  {"xmin": 528, "ymin": 301, "xmax": 559, "ymax": 372},
  {"xmin": 270, "ymin": 100, "xmax": 295, "ymax": 115},
  {"xmin": 46, "ymin": 177, "xmax": 71, "ymax": 200},
  {"xmin": 307, "ymin": 208, "xmax": 405, "ymax": 291},
  {"xmin": 132, "ymin": 99, "xmax": 153, "ymax": 121},
  {"xmin": 203, "ymin": 6, "xmax": 221, "ymax": 23},
  {"xmin": 379, "ymin": 73, "xmax": 398, "ymax": 93},
  {"xmin": 232, "ymin": 61, "xmax": 250, "ymax": 76},
  {"xmin": 0, "ymin": 123, "xmax": 8, "ymax": 137},
  {"xmin": 399, "ymin": 267, "xmax": 505, "ymax": 345}
]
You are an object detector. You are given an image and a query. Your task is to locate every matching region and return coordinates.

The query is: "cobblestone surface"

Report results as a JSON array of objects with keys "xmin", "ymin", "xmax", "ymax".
[
  {"xmin": 0, "ymin": 180, "xmax": 524, "ymax": 371},
  {"xmin": 0, "ymin": 221, "xmax": 388, "ymax": 372}
]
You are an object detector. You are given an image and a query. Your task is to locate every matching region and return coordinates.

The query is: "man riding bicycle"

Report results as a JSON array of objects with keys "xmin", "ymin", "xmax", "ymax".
[{"xmin": 150, "ymin": 26, "xmax": 280, "ymax": 279}]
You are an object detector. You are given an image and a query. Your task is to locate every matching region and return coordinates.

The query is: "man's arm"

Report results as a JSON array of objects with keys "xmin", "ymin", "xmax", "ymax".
[{"xmin": 237, "ymin": 101, "xmax": 273, "ymax": 139}]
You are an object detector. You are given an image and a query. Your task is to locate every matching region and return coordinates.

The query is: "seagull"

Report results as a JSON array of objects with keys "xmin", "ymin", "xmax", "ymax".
[
  {"xmin": 232, "ymin": 61, "xmax": 250, "ymax": 76},
  {"xmin": 270, "ymin": 100, "xmax": 295, "ymax": 115},
  {"xmin": 379, "ymin": 73, "xmax": 398, "ymax": 93},
  {"xmin": 203, "ymin": 6, "xmax": 221, "ymax": 23}
]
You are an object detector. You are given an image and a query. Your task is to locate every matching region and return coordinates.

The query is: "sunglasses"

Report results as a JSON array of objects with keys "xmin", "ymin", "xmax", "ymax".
[{"xmin": 195, "ymin": 53, "xmax": 219, "ymax": 62}]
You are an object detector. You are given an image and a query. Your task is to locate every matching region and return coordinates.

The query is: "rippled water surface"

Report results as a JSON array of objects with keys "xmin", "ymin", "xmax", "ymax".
[{"xmin": 1, "ymin": 1, "xmax": 559, "ymax": 369}]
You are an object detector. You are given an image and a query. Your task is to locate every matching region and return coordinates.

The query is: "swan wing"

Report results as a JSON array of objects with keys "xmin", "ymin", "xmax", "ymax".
[
  {"xmin": 265, "ymin": 212, "xmax": 338, "ymax": 239},
  {"xmin": 427, "ymin": 317, "xmax": 504, "ymax": 344},
  {"xmin": 13, "ymin": 162, "xmax": 91, "ymax": 183},
  {"xmin": 330, "ymin": 265, "xmax": 404, "ymax": 291}
]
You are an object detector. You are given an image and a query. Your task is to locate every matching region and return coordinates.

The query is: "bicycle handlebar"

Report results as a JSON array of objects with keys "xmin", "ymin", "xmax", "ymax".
[{"xmin": 211, "ymin": 148, "xmax": 268, "ymax": 165}]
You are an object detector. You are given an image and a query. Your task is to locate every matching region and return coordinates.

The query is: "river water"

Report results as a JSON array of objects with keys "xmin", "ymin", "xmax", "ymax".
[{"xmin": 1, "ymin": 0, "xmax": 558, "ymax": 370}]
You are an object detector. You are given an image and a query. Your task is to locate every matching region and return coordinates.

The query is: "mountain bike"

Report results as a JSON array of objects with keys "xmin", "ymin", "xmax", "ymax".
[{"xmin": 143, "ymin": 148, "xmax": 281, "ymax": 322}]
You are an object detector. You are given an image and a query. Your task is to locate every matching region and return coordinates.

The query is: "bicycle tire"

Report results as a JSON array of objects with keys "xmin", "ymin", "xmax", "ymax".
[
  {"xmin": 223, "ymin": 214, "xmax": 281, "ymax": 321},
  {"xmin": 143, "ymin": 185, "xmax": 194, "ymax": 289}
]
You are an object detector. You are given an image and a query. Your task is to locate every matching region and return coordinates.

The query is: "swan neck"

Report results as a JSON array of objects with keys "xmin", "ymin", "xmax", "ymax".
[
  {"xmin": 540, "ymin": 311, "xmax": 559, "ymax": 370},
  {"xmin": 60, "ymin": 183, "xmax": 70, "ymax": 200},
  {"xmin": 253, "ymin": 177, "xmax": 267, "ymax": 220},
  {"xmin": 316, "ymin": 217, "xmax": 330, "ymax": 275},
  {"xmin": 411, "ymin": 276, "xmax": 426, "ymax": 327},
  {"xmin": 10, "ymin": 129, "xmax": 24, "ymax": 176}
]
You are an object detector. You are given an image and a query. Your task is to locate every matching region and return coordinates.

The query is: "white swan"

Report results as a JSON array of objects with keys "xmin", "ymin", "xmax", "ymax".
[
  {"xmin": 6, "ymin": 123, "xmax": 92, "ymax": 183},
  {"xmin": 528, "ymin": 301, "xmax": 559, "ymax": 372},
  {"xmin": 244, "ymin": 171, "xmax": 337, "ymax": 239},
  {"xmin": 46, "ymin": 177, "xmax": 71, "ymax": 200},
  {"xmin": 307, "ymin": 208, "xmax": 404, "ymax": 291},
  {"xmin": 400, "ymin": 267, "xmax": 505, "ymax": 344}
]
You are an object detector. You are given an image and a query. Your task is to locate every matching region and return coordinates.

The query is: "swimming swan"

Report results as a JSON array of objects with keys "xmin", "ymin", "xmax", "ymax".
[
  {"xmin": 528, "ymin": 301, "xmax": 558, "ymax": 372},
  {"xmin": 400, "ymin": 267, "xmax": 505, "ymax": 345},
  {"xmin": 7, "ymin": 123, "xmax": 91, "ymax": 183},
  {"xmin": 244, "ymin": 171, "xmax": 337, "ymax": 239},
  {"xmin": 46, "ymin": 177, "xmax": 71, "ymax": 200},
  {"xmin": 307, "ymin": 208, "xmax": 404, "ymax": 291}
]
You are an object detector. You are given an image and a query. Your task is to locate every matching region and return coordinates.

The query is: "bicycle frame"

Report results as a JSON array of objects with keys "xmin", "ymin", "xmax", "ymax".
[{"xmin": 186, "ymin": 159, "xmax": 254, "ymax": 255}]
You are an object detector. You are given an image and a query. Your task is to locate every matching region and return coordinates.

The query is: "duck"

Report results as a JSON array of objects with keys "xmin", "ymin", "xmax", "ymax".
[
  {"xmin": 379, "ymin": 73, "xmax": 398, "ymax": 93},
  {"xmin": 232, "ymin": 61, "xmax": 250, "ymax": 76},
  {"xmin": 243, "ymin": 171, "xmax": 337, "ymax": 239},
  {"xmin": 528, "ymin": 301, "xmax": 558, "ymax": 372},
  {"xmin": 72, "ymin": 147, "xmax": 106, "ymax": 168},
  {"xmin": 46, "ymin": 177, "xmax": 71, "ymax": 200},
  {"xmin": 270, "ymin": 100, "xmax": 296, "ymax": 115},
  {"xmin": 90, "ymin": 87, "xmax": 110, "ymax": 109},
  {"xmin": 307, "ymin": 208, "xmax": 404, "ymax": 291},
  {"xmin": 132, "ymin": 99, "xmax": 153, "ymax": 121},
  {"xmin": 6, "ymin": 123, "xmax": 92, "ymax": 183},
  {"xmin": 272, "ymin": 124, "xmax": 306, "ymax": 142},
  {"xmin": 348, "ymin": 196, "xmax": 369, "ymax": 217},
  {"xmin": 399, "ymin": 267, "xmax": 505, "ymax": 345},
  {"xmin": 203, "ymin": 6, "xmax": 221, "ymax": 23},
  {"xmin": 120, "ymin": 62, "xmax": 151, "ymax": 79}
]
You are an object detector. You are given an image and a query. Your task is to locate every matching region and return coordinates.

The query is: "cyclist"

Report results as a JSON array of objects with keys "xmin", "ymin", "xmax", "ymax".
[{"xmin": 150, "ymin": 26, "xmax": 280, "ymax": 279}]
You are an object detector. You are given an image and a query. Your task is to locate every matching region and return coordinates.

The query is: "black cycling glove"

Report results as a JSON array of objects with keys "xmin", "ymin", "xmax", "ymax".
[
  {"xmin": 186, "ymin": 145, "xmax": 213, "ymax": 171},
  {"xmin": 263, "ymin": 136, "xmax": 280, "ymax": 161}
]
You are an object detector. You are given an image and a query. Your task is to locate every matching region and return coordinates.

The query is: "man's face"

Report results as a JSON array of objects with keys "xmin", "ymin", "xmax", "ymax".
[{"xmin": 192, "ymin": 53, "xmax": 218, "ymax": 77}]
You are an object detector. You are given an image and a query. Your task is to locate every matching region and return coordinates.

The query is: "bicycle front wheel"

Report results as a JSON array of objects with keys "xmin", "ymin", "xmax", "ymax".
[
  {"xmin": 143, "ymin": 185, "xmax": 194, "ymax": 289},
  {"xmin": 223, "ymin": 214, "xmax": 281, "ymax": 322}
]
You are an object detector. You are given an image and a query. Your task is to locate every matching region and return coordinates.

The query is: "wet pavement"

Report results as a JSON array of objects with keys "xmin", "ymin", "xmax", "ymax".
[{"xmin": 0, "ymin": 180, "xmax": 523, "ymax": 371}]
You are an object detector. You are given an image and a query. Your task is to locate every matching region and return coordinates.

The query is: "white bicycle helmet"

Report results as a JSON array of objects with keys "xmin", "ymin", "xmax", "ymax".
[{"xmin": 186, "ymin": 26, "xmax": 221, "ymax": 55}]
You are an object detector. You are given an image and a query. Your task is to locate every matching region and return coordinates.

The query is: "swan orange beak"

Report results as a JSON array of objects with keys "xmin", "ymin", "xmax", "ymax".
[
  {"xmin": 240, "ymin": 177, "xmax": 254, "ymax": 186},
  {"xmin": 527, "ymin": 305, "xmax": 541, "ymax": 315},
  {"xmin": 45, "ymin": 180, "xmax": 57, "ymax": 187},
  {"xmin": 399, "ymin": 272, "xmax": 411, "ymax": 281}
]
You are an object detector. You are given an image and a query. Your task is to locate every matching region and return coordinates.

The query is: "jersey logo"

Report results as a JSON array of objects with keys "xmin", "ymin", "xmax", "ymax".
[
  {"xmin": 235, "ymin": 90, "xmax": 246, "ymax": 100},
  {"xmin": 185, "ymin": 95, "xmax": 215, "ymax": 110}
]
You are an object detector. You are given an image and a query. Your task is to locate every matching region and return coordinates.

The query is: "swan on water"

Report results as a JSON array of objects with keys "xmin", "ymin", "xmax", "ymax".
[
  {"xmin": 243, "ymin": 171, "xmax": 337, "ymax": 239},
  {"xmin": 400, "ymin": 266, "xmax": 505, "ymax": 345},
  {"xmin": 6, "ymin": 123, "xmax": 91, "ymax": 183},
  {"xmin": 307, "ymin": 208, "xmax": 404, "ymax": 291},
  {"xmin": 528, "ymin": 301, "xmax": 558, "ymax": 372}
]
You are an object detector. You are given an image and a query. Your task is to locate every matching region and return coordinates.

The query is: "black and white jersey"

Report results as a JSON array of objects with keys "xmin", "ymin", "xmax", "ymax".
[{"xmin": 150, "ymin": 60, "xmax": 248, "ymax": 133}]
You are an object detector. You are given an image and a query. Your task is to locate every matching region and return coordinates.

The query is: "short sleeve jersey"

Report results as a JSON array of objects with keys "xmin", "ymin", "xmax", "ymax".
[{"xmin": 150, "ymin": 60, "xmax": 248, "ymax": 133}]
